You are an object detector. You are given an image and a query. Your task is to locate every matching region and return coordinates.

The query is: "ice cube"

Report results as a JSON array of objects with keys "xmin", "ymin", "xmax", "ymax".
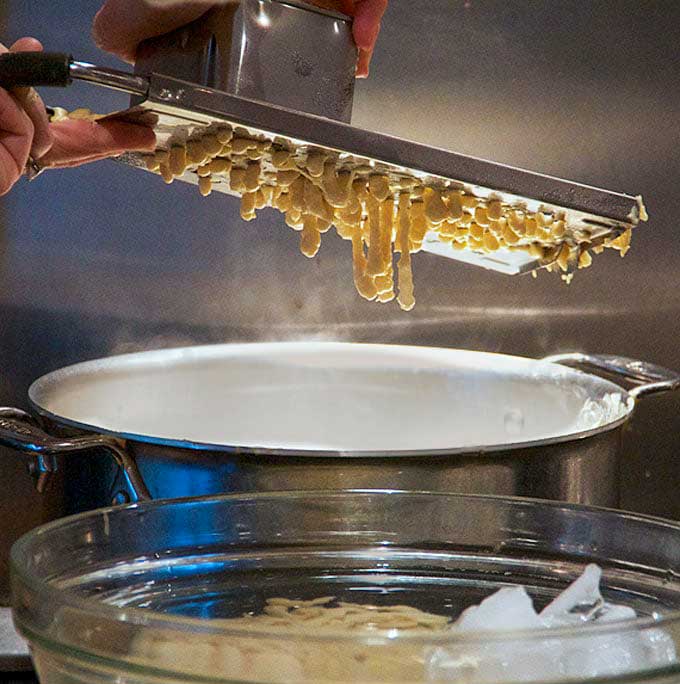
[
  {"xmin": 540, "ymin": 563, "xmax": 602, "ymax": 624},
  {"xmin": 426, "ymin": 637, "xmax": 564, "ymax": 684},
  {"xmin": 456, "ymin": 586, "xmax": 543, "ymax": 632},
  {"xmin": 425, "ymin": 564, "xmax": 678, "ymax": 684}
]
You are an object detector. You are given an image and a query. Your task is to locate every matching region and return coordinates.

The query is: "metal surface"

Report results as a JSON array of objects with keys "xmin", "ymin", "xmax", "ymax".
[
  {"xmin": 55, "ymin": 56, "xmax": 643, "ymax": 244},
  {"xmin": 133, "ymin": 0, "xmax": 356, "ymax": 122},
  {"xmin": 31, "ymin": 13, "xmax": 642, "ymax": 277},
  {"xmin": 7, "ymin": 344, "xmax": 649, "ymax": 454},
  {"xmin": 0, "ymin": 344, "xmax": 677, "ymax": 511},
  {"xmin": 69, "ymin": 61, "xmax": 148, "ymax": 96},
  {"xmin": 109, "ymin": 67, "xmax": 644, "ymax": 274},
  {"xmin": 419, "ymin": 237, "xmax": 542, "ymax": 275},
  {"xmin": 77, "ymin": 426, "xmax": 624, "ymax": 507},
  {"xmin": 109, "ymin": 73, "xmax": 643, "ymax": 229},
  {"xmin": 0, "ymin": 408, "xmax": 150, "ymax": 501},
  {"xmin": 543, "ymin": 352, "xmax": 680, "ymax": 399}
]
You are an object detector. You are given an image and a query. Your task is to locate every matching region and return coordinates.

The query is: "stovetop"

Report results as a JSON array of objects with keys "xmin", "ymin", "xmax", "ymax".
[{"xmin": 0, "ymin": 609, "xmax": 31, "ymax": 673}]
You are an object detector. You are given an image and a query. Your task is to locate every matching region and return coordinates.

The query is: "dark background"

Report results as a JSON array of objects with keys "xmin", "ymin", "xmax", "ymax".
[{"xmin": 0, "ymin": 1, "xmax": 679, "ymax": 598}]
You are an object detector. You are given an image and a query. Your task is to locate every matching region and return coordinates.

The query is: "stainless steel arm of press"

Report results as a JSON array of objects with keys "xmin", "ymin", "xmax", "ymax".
[
  {"xmin": 0, "ymin": 51, "xmax": 149, "ymax": 95},
  {"xmin": 69, "ymin": 61, "xmax": 149, "ymax": 96}
]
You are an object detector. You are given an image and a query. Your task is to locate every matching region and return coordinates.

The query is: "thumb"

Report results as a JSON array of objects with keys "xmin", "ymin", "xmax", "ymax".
[
  {"xmin": 351, "ymin": 0, "xmax": 388, "ymax": 77},
  {"xmin": 352, "ymin": 0, "xmax": 387, "ymax": 51}
]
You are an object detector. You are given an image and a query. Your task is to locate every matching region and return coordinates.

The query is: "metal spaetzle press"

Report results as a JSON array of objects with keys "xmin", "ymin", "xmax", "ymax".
[{"xmin": 0, "ymin": 0, "xmax": 646, "ymax": 279}]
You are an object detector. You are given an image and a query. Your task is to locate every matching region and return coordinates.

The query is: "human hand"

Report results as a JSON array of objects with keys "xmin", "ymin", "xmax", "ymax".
[
  {"xmin": 93, "ymin": 0, "xmax": 388, "ymax": 78},
  {"xmin": 0, "ymin": 37, "xmax": 155, "ymax": 196},
  {"xmin": 0, "ymin": 37, "xmax": 52, "ymax": 195},
  {"xmin": 308, "ymin": 0, "xmax": 388, "ymax": 77}
]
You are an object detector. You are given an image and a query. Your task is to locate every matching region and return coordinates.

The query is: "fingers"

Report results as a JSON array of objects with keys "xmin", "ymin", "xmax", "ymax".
[
  {"xmin": 13, "ymin": 86, "xmax": 52, "ymax": 158},
  {"xmin": 8, "ymin": 38, "xmax": 53, "ymax": 158},
  {"xmin": 0, "ymin": 37, "xmax": 46, "ymax": 194},
  {"xmin": 40, "ymin": 151, "xmax": 128, "ymax": 169},
  {"xmin": 0, "ymin": 89, "xmax": 34, "ymax": 195},
  {"xmin": 352, "ymin": 0, "xmax": 387, "ymax": 77},
  {"xmin": 356, "ymin": 49, "xmax": 372, "ymax": 79},
  {"xmin": 93, "ymin": 0, "xmax": 215, "ymax": 63},
  {"xmin": 9, "ymin": 37, "xmax": 43, "ymax": 52},
  {"xmin": 306, "ymin": 0, "xmax": 387, "ymax": 77},
  {"xmin": 352, "ymin": 0, "xmax": 387, "ymax": 50},
  {"xmin": 40, "ymin": 118, "xmax": 156, "ymax": 169}
]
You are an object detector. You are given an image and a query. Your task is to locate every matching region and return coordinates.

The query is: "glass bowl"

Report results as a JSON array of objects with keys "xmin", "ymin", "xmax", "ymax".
[{"xmin": 11, "ymin": 490, "xmax": 680, "ymax": 684}]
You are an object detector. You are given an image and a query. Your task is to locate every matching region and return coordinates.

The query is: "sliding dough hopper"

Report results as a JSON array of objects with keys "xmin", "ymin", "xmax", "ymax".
[{"xmin": 0, "ymin": 0, "xmax": 646, "ymax": 281}]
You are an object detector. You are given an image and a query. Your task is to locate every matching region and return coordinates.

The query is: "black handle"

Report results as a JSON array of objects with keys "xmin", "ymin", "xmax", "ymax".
[{"xmin": 0, "ymin": 51, "xmax": 72, "ymax": 89}]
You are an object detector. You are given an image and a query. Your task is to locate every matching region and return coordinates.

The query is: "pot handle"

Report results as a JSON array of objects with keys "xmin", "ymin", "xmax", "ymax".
[
  {"xmin": 0, "ymin": 408, "xmax": 151, "ymax": 501},
  {"xmin": 542, "ymin": 353, "xmax": 680, "ymax": 399}
]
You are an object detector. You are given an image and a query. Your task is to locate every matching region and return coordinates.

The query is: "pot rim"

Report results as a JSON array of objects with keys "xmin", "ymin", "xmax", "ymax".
[
  {"xmin": 26, "ymin": 342, "xmax": 635, "ymax": 459},
  {"xmin": 29, "ymin": 400, "xmax": 630, "ymax": 459}
]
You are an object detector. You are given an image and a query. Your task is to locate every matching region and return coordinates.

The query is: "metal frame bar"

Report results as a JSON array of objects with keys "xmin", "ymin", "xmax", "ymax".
[{"xmin": 136, "ymin": 73, "xmax": 641, "ymax": 224}]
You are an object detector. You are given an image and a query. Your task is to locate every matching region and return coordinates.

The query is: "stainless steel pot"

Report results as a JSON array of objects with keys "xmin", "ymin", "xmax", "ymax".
[{"xmin": 0, "ymin": 343, "xmax": 678, "ymax": 509}]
